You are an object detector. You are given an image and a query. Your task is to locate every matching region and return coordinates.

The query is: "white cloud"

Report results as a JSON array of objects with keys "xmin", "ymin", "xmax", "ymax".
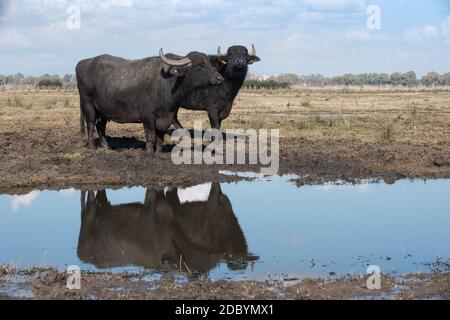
[
  {"xmin": 96, "ymin": 0, "xmax": 133, "ymax": 9},
  {"xmin": 177, "ymin": 183, "xmax": 212, "ymax": 204},
  {"xmin": 395, "ymin": 49, "xmax": 409, "ymax": 60},
  {"xmin": 404, "ymin": 25, "xmax": 439, "ymax": 44},
  {"xmin": 345, "ymin": 30, "xmax": 384, "ymax": 42},
  {"xmin": 405, "ymin": 17, "xmax": 450, "ymax": 45},
  {"xmin": 302, "ymin": 0, "xmax": 365, "ymax": 11},
  {"xmin": 10, "ymin": 191, "xmax": 40, "ymax": 212},
  {"xmin": 59, "ymin": 188, "xmax": 77, "ymax": 197},
  {"xmin": 355, "ymin": 183, "xmax": 370, "ymax": 193},
  {"xmin": 0, "ymin": 29, "xmax": 31, "ymax": 47},
  {"xmin": 441, "ymin": 16, "xmax": 450, "ymax": 46},
  {"xmin": 442, "ymin": 16, "xmax": 450, "ymax": 36}
]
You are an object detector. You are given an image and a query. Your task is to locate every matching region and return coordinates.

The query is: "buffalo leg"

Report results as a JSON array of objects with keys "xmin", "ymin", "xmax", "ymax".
[
  {"xmin": 207, "ymin": 109, "xmax": 221, "ymax": 130},
  {"xmin": 96, "ymin": 119, "xmax": 108, "ymax": 148},
  {"xmin": 219, "ymin": 102, "xmax": 233, "ymax": 123},
  {"xmin": 81, "ymin": 191, "xmax": 97, "ymax": 227},
  {"xmin": 80, "ymin": 191, "xmax": 86, "ymax": 211},
  {"xmin": 144, "ymin": 188, "xmax": 156, "ymax": 208},
  {"xmin": 143, "ymin": 119, "xmax": 156, "ymax": 154},
  {"xmin": 156, "ymin": 130, "xmax": 165, "ymax": 152},
  {"xmin": 95, "ymin": 190, "xmax": 108, "ymax": 205},
  {"xmin": 87, "ymin": 122, "xmax": 96, "ymax": 149},
  {"xmin": 80, "ymin": 97, "xmax": 97, "ymax": 149}
]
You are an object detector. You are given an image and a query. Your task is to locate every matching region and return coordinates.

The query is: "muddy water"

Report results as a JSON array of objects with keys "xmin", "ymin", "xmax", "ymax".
[{"xmin": 0, "ymin": 177, "xmax": 449, "ymax": 281}]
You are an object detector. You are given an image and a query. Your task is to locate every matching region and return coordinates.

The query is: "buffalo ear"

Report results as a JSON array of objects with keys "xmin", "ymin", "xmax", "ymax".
[
  {"xmin": 247, "ymin": 55, "xmax": 261, "ymax": 65},
  {"xmin": 219, "ymin": 56, "xmax": 228, "ymax": 65},
  {"xmin": 168, "ymin": 66, "xmax": 187, "ymax": 77},
  {"xmin": 209, "ymin": 56, "xmax": 223, "ymax": 69}
]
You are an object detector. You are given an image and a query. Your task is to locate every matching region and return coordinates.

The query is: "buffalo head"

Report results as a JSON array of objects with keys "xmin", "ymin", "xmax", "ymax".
[
  {"xmin": 160, "ymin": 49, "xmax": 224, "ymax": 87},
  {"xmin": 216, "ymin": 45, "xmax": 261, "ymax": 78}
]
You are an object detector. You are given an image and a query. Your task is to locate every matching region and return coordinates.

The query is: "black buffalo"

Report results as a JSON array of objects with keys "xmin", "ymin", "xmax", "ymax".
[
  {"xmin": 76, "ymin": 50, "xmax": 224, "ymax": 153},
  {"xmin": 172, "ymin": 45, "xmax": 260, "ymax": 130},
  {"xmin": 77, "ymin": 183, "xmax": 255, "ymax": 273}
]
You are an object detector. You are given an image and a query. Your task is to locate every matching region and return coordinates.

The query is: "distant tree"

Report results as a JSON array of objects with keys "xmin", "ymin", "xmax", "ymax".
[
  {"xmin": 421, "ymin": 72, "xmax": 440, "ymax": 87},
  {"xmin": 400, "ymin": 71, "xmax": 417, "ymax": 87},
  {"xmin": 298, "ymin": 74, "xmax": 325, "ymax": 86},
  {"xmin": 443, "ymin": 72, "xmax": 450, "ymax": 86},
  {"xmin": 390, "ymin": 72, "xmax": 402, "ymax": 86},
  {"xmin": 377, "ymin": 73, "xmax": 391, "ymax": 85},
  {"xmin": 275, "ymin": 73, "xmax": 300, "ymax": 84},
  {"xmin": 243, "ymin": 79, "xmax": 289, "ymax": 90},
  {"xmin": 13, "ymin": 73, "xmax": 25, "ymax": 84},
  {"xmin": 23, "ymin": 76, "xmax": 37, "ymax": 85},
  {"xmin": 62, "ymin": 74, "xmax": 76, "ymax": 84},
  {"xmin": 37, "ymin": 78, "xmax": 63, "ymax": 88}
]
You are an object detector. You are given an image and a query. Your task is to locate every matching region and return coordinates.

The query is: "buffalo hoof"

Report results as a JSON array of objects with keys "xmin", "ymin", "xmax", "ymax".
[
  {"xmin": 145, "ymin": 146, "xmax": 156, "ymax": 156},
  {"xmin": 87, "ymin": 141, "xmax": 96, "ymax": 150},
  {"xmin": 98, "ymin": 138, "xmax": 109, "ymax": 149}
]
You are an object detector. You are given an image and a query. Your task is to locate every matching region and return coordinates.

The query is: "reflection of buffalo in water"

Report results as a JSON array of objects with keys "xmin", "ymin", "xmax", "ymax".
[{"xmin": 77, "ymin": 183, "xmax": 255, "ymax": 273}]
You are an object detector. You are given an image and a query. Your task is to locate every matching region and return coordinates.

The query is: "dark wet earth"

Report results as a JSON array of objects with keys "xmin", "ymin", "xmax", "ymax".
[{"xmin": 0, "ymin": 176, "xmax": 449, "ymax": 281}]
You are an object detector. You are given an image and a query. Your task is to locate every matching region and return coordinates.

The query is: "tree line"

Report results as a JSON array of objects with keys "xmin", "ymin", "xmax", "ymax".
[
  {"xmin": 1, "ymin": 71, "xmax": 450, "ymax": 88},
  {"xmin": 246, "ymin": 71, "xmax": 450, "ymax": 88},
  {"xmin": 0, "ymin": 73, "xmax": 76, "ymax": 87},
  {"xmin": 243, "ymin": 79, "xmax": 290, "ymax": 90}
]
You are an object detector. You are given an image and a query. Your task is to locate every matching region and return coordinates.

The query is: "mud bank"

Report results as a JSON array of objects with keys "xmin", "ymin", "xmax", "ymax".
[
  {"xmin": 1, "ymin": 132, "xmax": 449, "ymax": 194},
  {"xmin": 0, "ymin": 267, "xmax": 449, "ymax": 300}
]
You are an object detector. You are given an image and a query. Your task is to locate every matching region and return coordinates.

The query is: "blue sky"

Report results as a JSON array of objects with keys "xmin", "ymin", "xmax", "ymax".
[{"xmin": 0, "ymin": 0, "xmax": 449, "ymax": 76}]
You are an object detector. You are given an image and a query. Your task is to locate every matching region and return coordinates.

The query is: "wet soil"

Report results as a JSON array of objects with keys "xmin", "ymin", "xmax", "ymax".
[
  {"xmin": 0, "ymin": 267, "xmax": 448, "ymax": 300},
  {"xmin": 0, "ymin": 124, "xmax": 449, "ymax": 194}
]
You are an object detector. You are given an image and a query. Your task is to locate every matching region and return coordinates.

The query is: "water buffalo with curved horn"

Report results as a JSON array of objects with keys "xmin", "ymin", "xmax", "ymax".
[
  {"xmin": 76, "ymin": 50, "xmax": 224, "ymax": 153},
  {"xmin": 172, "ymin": 45, "xmax": 261, "ymax": 130},
  {"xmin": 77, "ymin": 184, "xmax": 254, "ymax": 273}
]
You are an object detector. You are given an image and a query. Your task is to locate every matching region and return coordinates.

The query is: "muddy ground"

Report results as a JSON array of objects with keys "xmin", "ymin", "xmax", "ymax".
[
  {"xmin": 0, "ymin": 88, "xmax": 449, "ymax": 194},
  {"xmin": 0, "ymin": 266, "xmax": 449, "ymax": 300}
]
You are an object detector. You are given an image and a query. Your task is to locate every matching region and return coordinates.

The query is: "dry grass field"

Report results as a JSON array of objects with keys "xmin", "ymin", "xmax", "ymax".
[
  {"xmin": 184, "ymin": 87, "xmax": 450, "ymax": 143},
  {"xmin": 0, "ymin": 87, "xmax": 449, "ymax": 193}
]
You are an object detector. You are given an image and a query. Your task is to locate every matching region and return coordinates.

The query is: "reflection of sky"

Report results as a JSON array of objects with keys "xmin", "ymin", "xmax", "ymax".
[
  {"xmin": 0, "ymin": 189, "xmax": 82, "ymax": 268},
  {"xmin": 0, "ymin": 179, "xmax": 449, "ymax": 280},
  {"xmin": 217, "ymin": 178, "xmax": 450, "ymax": 279}
]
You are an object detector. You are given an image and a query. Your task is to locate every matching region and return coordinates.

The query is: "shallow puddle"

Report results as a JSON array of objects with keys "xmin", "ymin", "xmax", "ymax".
[{"xmin": 0, "ymin": 177, "xmax": 449, "ymax": 281}]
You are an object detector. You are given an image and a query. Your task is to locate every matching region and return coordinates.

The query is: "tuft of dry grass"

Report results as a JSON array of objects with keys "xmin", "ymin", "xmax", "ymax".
[
  {"xmin": 301, "ymin": 101, "xmax": 311, "ymax": 108},
  {"xmin": 63, "ymin": 98, "xmax": 71, "ymax": 108},
  {"xmin": 381, "ymin": 122, "xmax": 396, "ymax": 142},
  {"xmin": 3, "ymin": 95, "xmax": 33, "ymax": 109}
]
